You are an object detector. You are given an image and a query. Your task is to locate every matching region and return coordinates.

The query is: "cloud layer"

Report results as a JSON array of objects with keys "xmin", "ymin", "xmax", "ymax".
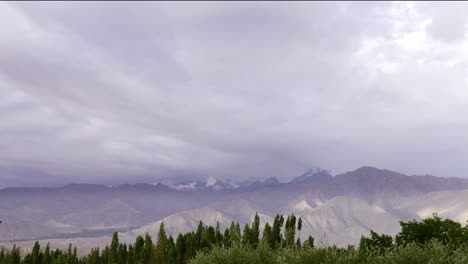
[{"xmin": 1, "ymin": 2, "xmax": 468, "ymax": 186}]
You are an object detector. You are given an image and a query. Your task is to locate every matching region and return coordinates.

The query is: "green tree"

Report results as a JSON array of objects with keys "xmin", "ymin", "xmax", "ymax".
[
  {"xmin": 215, "ymin": 222, "xmax": 223, "ymax": 247},
  {"xmin": 31, "ymin": 241, "xmax": 42, "ymax": 264},
  {"xmin": 87, "ymin": 248, "xmax": 100, "ymax": 264},
  {"xmin": 118, "ymin": 243, "xmax": 127, "ymax": 264},
  {"xmin": 143, "ymin": 233, "xmax": 154, "ymax": 264},
  {"xmin": 396, "ymin": 213, "xmax": 466, "ymax": 246},
  {"xmin": 305, "ymin": 235, "xmax": 314, "ymax": 248},
  {"xmin": 229, "ymin": 222, "xmax": 241, "ymax": 246},
  {"xmin": 261, "ymin": 223, "xmax": 272, "ymax": 247},
  {"xmin": 241, "ymin": 224, "xmax": 252, "ymax": 246},
  {"xmin": 43, "ymin": 243, "xmax": 51, "ymax": 264},
  {"xmin": 109, "ymin": 232, "xmax": 119, "ymax": 264},
  {"xmin": 271, "ymin": 214, "xmax": 284, "ymax": 249},
  {"xmin": 194, "ymin": 221, "xmax": 204, "ymax": 251},
  {"xmin": 127, "ymin": 244, "xmax": 134, "ymax": 264},
  {"xmin": 359, "ymin": 230, "xmax": 393, "ymax": 253},
  {"xmin": 175, "ymin": 234, "xmax": 186, "ymax": 264},
  {"xmin": 284, "ymin": 214, "xmax": 297, "ymax": 246},
  {"xmin": 203, "ymin": 226, "xmax": 216, "ymax": 249},
  {"xmin": 155, "ymin": 222, "xmax": 169, "ymax": 264},
  {"xmin": 251, "ymin": 213, "xmax": 260, "ymax": 248},
  {"xmin": 223, "ymin": 228, "xmax": 230, "ymax": 248},
  {"xmin": 133, "ymin": 235, "xmax": 145, "ymax": 264}
]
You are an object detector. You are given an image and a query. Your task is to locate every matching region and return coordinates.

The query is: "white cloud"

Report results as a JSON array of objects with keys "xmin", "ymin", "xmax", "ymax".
[{"xmin": 0, "ymin": 2, "xmax": 468, "ymax": 186}]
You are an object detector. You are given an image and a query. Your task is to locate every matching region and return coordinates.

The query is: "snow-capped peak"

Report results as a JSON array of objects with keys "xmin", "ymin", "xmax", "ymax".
[
  {"xmin": 160, "ymin": 179, "xmax": 198, "ymax": 190},
  {"xmin": 291, "ymin": 167, "xmax": 333, "ymax": 184},
  {"xmin": 303, "ymin": 167, "xmax": 327, "ymax": 176},
  {"xmin": 205, "ymin": 176, "xmax": 217, "ymax": 187}
]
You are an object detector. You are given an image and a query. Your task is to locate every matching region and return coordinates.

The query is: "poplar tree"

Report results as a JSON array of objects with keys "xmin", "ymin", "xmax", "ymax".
[
  {"xmin": 109, "ymin": 232, "xmax": 119, "ymax": 264},
  {"xmin": 271, "ymin": 214, "xmax": 284, "ymax": 249},
  {"xmin": 285, "ymin": 214, "xmax": 297, "ymax": 246},
  {"xmin": 262, "ymin": 223, "xmax": 272, "ymax": 247},
  {"xmin": 223, "ymin": 228, "xmax": 231, "ymax": 248},
  {"xmin": 143, "ymin": 233, "xmax": 154, "ymax": 264},
  {"xmin": 133, "ymin": 235, "xmax": 145, "ymax": 264},
  {"xmin": 251, "ymin": 213, "xmax": 261, "ymax": 248},
  {"xmin": 215, "ymin": 222, "xmax": 223, "ymax": 247},
  {"xmin": 155, "ymin": 222, "xmax": 169, "ymax": 264},
  {"xmin": 175, "ymin": 234, "xmax": 186, "ymax": 264},
  {"xmin": 241, "ymin": 224, "xmax": 251, "ymax": 246},
  {"xmin": 43, "ymin": 243, "xmax": 51, "ymax": 264},
  {"xmin": 31, "ymin": 241, "xmax": 42, "ymax": 264}
]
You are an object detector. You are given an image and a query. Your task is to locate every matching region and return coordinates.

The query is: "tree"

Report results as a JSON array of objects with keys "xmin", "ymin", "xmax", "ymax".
[
  {"xmin": 43, "ymin": 243, "xmax": 51, "ymax": 264},
  {"xmin": 155, "ymin": 222, "xmax": 169, "ymax": 264},
  {"xmin": 143, "ymin": 233, "xmax": 154, "ymax": 264},
  {"xmin": 167, "ymin": 236, "xmax": 177, "ymax": 264},
  {"xmin": 241, "ymin": 224, "xmax": 252, "ymax": 246},
  {"xmin": 127, "ymin": 244, "xmax": 134, "ymax": 264},
  {"xmin": 203, "ymin": 226, "xmax": 216, "ymax": 249},
  {"xmin": 229, "ymin": 222, "xmax": 241, "ymax": 246},
  {"xmin": 285, "ymin": 214, "xmax": 297, "ymax": 246},
  {"xmin": 9, "ymin": 245, "xmax": 21, "ymax": 264},
  {"xmin": 262, "ymin": 223, "xmax": 272, "ymax": 248},
  {"xmin": 305, "ymin": 235, "xmax": 314, "ymax": 248},
  {"xmin": 109, "ymin": 232, "xmax": 119, "ymax": 264},
  {"xmin": 87, "ymin": 248, "xmax": 100, "ymax": 264},
  {"xmin": 251, "ymin": 213, "xmax": 260, "ymax": 248},
  {"xmin": 396, "ymin": 213, "xmax": 466, "ymax": 246},
  {"xmin": 271, "ymin": 214, "xmax": 284, "ymax": 249},
  {"xmin": 223, "ymin": 228, "xmax": 231, "ymax": 248},
  {"xmin": 31, "ymin": 241, "xmax": 42, "ymax": 264},
  {"xmin": 194, "ymin": 221, "xmax": 204, "ymax": 251},
  {"xmin": 133, "ymin": 235, "xmax": 145, "ymax": 264},
  {"xmin": 215, "ymin": 222, "xmax": 223, "ymax": 247},
  {"xmin": 175, "ymin": 234, "xmax": 186, "ymax": 264},
  {"xmin": 359, "ymin": 230, "xmax": 393, "ymax": 253},
  {"xmin": 118, "ymin": 243, "xmax": 127, "ymax": 264}
]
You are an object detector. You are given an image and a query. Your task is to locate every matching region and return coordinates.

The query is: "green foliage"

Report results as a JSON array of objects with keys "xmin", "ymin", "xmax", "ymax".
[
  {"xmin": 192, "ymin": 242, "xmax": 468, "ymax": 264},
  {"xmin": 270, "ymin": 215, "xmax": 284, "ymax": 249},
  {"xmin": 109, "ymin": 232, "xmax": 119, "ymax": 264},
  {"xmin": 262, "ymin": 223, "xmax": 272, "ymax": 245},
  {"xmin": 3, "ymin": 213, "xmax": 468, "ymax": 264},
  {"xmin": 359, "ymin": 230, "xmax": 393, "ymax": 254},
  {"xmin": 396, "ymin": 213, "xmax": 467, "ymax": 246},
  {"xmin": 284, "ymin": 214, "xmax": 297, "ymax": 247}
]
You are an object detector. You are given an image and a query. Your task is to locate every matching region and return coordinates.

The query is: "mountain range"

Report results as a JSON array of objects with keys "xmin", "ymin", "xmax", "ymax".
[{"xmin": 2, "ymin": 166, "xmax": 468, "ymax": 253}]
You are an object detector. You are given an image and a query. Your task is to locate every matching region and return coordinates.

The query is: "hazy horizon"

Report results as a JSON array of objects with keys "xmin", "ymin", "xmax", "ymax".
[{"xmin": 2, "ymin": 2, "xmax": 468, "ymax": 188}]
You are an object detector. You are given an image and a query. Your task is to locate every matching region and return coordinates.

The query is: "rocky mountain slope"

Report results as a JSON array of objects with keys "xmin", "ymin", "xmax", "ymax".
[{"xmin": 2, "ymin": 166, "xmax": 468, "ymax": 250}]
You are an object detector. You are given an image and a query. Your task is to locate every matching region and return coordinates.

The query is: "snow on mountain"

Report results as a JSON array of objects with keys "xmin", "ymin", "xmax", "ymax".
[
  {"xmin": 205, "ymin": 176, "xmax": 217, "ymax": 187},
  {"xmin": 5, "ymin": 166, "xmax": 468, "ymax": 251},
  {"xmin": 161, "ymin": 176, "xmax": 236, "ymax": 192},
  {"xmin": 159, "ymin": 178, "xmax": 201, "ymax": 191},
  {"xmin": 291, "ymin": 167, "xmax": 334, "ymax": 184}
]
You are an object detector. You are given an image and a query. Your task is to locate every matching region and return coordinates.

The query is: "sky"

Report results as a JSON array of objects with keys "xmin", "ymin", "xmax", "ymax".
[{"xmin": 1, "ymin": 2, "xmax": 468, "ymax": 187}]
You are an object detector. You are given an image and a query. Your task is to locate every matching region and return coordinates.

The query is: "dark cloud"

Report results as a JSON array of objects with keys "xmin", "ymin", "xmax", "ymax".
[{"xmin": 0, "ymin": 2, "xmax": 468, "ymax": 187}]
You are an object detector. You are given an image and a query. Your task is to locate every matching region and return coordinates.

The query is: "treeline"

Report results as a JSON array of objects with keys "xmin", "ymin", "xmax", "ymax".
[
  {"xmin": 2, "ymin": 213, "xmax": 468, "ymax": 264},
  {"xmin": 0, "ymin": 214, "xmax": 309, "ymax": 264}
]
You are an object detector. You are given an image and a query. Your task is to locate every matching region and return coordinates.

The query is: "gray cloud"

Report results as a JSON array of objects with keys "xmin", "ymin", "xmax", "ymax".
[{"xmin": 1, "ymin": 2, "xmax": 468, "ymax": 187}]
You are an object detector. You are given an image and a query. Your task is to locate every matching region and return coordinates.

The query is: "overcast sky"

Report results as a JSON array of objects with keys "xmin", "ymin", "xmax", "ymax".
[{"xmin": 1, "ymin": 2, "xmax": 468, "ymax": 187}]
